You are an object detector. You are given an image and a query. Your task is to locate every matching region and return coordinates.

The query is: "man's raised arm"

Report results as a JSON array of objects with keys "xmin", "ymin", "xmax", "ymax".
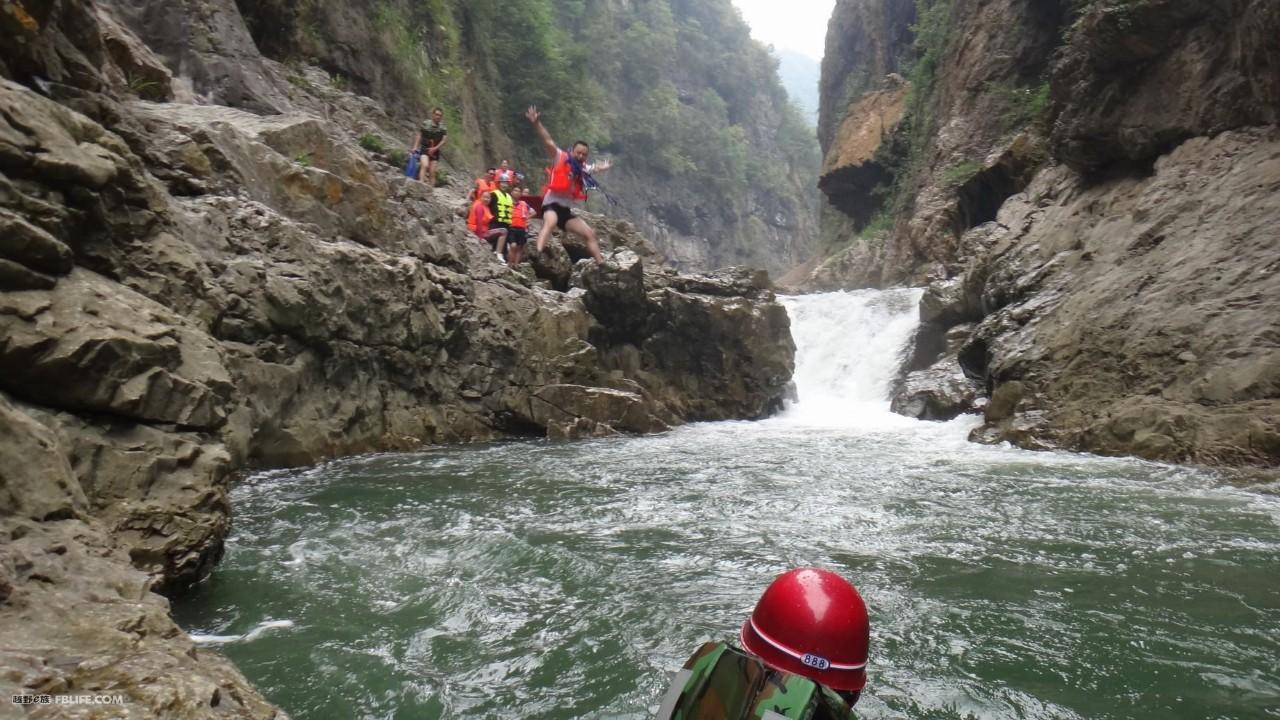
[{"xmin": 526, "ymin": 106, "xmax": 559, "ymax": 158}]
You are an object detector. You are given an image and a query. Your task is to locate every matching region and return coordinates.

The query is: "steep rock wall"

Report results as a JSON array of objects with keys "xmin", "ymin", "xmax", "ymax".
[
  {"xmin": 818, "ymin": 0, "xmax": 1279, "ymax": 467},
  {"xmin": 0, "ymin": 0, "xmax": 796, "ymax": 713}
]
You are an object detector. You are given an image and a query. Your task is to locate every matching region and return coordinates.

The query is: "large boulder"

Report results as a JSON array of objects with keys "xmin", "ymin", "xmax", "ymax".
[
  {"xmin": 818, "ymin": 81, "xmax": 909, "ymax": 228},
  {"xmin": 1051, "ymin": 0, "xmax": 1280, "ymax": 174}
]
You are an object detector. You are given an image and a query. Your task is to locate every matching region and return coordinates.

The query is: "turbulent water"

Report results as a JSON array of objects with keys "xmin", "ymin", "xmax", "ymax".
[{"xmin": 176, "ymin": 290, "xmax": 1280, "ymax": 720}]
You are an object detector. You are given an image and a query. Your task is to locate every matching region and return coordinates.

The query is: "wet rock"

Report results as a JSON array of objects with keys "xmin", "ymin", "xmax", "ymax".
[
  {"xmin": 0, "ymin": 517, "xmax": 281, "ymax": 719},
  {"xmin": 891, "ymin": 362, "xmax": 983, "ymax": 421},
  {"xmin": 0, "ymin": 211, "xmax": 75, "ymax": 276},
  {"xmin": 530, "ymin": 384, "xmax": 671, "ymax": 440},
  {"xmin": 128, "ymin": 102, "xmax": 391, "ymax": 247},
  {"xmin": 580, "ymin": 250, "xmax": 649, "ymax": 342},
  {"xmin": 102, "ymin": 0, "xmax": 296, "ymax": 113},
  {"xmin": 0, "ymin": 259, "xmax": 57, "ymax": 290},
  {"xmin": 893, "ymin": 324, "xmax": 984, "ymax": 421},
  {"xmin": 530, "ymin": 240, "xmax": 574, "ymax": 290}
]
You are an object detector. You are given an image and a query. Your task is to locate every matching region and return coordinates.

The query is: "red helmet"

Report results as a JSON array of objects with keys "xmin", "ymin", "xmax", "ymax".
[{"xmin": 740, "ymin": 568, "xmax": 870, "ymax": 691}]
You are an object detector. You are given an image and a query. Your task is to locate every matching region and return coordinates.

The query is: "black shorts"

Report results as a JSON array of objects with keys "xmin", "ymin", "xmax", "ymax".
[
  {"xmin": 424, "ymin": 148, "xmax": 441, "ymax": 161},
  {"xmin": 541, "ymin": 203, "xmax": 575, "ymax": 230},
  {"xmin": 507, "ymin": 228, "xmax": 528, "ymax": 246}
]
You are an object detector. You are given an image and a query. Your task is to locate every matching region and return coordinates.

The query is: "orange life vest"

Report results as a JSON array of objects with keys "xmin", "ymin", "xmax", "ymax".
[
  {"xmin": 545, "ymin": 149, "xmax": 587, "ymax": 201},
  {"xmin": 467, "ymin": 201, "xmax": 492, "ymax": 235},
  {"xmin": 512, "ymin": 201, "xmax": 531, "ymax": 229}
]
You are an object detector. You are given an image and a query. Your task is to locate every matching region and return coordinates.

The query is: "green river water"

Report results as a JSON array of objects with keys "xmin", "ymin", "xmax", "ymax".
[{"xmin": 175, "ymin": 291, "xmax": 1280, "ymax": 719}]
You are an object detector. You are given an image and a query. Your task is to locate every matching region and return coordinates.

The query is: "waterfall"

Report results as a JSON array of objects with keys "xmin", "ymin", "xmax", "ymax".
[{"xmin": 778, "ymin": 289, "xmax": 924, "ymax": 427}]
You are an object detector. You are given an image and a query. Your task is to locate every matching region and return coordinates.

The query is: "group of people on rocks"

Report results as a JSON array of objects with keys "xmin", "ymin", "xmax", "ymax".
[
  {"xmin": 465, "ymin": 167, "xmax": 534, "ymax": 267},
  {"xmin": 408, "ymin": 105, "xmax": 611, "ymax": 269}
]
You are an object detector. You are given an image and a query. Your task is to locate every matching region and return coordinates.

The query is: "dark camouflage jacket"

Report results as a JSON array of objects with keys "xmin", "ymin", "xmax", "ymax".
[{"xmin": 656, "ymin": 642, "xmax": 856, "ymax": 719}]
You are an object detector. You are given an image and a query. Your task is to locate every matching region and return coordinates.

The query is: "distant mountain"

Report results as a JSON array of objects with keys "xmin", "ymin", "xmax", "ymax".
[{"xmin": 777, "ymin": 49, "xmax": 821, "ymax": 126}]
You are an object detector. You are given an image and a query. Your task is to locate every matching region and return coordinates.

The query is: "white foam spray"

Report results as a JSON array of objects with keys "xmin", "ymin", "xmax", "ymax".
[
  {"xmin": 190, "ymin": 619, "xmax": 296, "ymax": 646},
  {"xmin": 778, "ymin": 289, "xmax": 925, "ymax": 428}
]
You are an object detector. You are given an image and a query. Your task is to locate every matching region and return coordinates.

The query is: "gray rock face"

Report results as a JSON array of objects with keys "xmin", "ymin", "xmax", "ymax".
[
  {"xmin": 1051, "ymin": 0, "xmax": 1280, "ymax": 174},
  {"xmin": 943, "ymin": 129, "xmax": 1280, "ymax": 465},
  {"xmin": 0, "ymin": 0, "xmax": 797, "ymax": 713}
]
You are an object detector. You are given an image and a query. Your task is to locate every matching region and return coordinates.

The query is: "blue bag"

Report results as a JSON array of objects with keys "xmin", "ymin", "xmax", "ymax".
[{"xmin": 405, "ymin": 151, "xmax": 420, "ymax": 179}]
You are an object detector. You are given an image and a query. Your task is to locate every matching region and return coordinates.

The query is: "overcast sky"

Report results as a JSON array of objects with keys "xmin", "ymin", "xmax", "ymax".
[{"xmin": 730, "ymin": 0, "xmax": 837, "ymax": 61}]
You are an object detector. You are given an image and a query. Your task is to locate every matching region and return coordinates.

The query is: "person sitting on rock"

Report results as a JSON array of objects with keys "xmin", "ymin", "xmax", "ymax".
[
  {"xmin": 488, "ymin": 173, "xmax": 516, "ymax": 262},
  {"xmin": 656, "ymin": 568, "xmax": 869, "ymax": 719},
  {"xmin": 414, "ymin": 107, "xmax": 447, "ymax": 187},
  {"xmin": 507, "ymin": 186, "xmax": 534, "ymax": 267},
  {"xmin": 467, "ymin": 190, "xmax": 507, "ymax": 260},
  {"xmin": 525, "ymin": 105, "xmax": 609, "ymax": 265}
]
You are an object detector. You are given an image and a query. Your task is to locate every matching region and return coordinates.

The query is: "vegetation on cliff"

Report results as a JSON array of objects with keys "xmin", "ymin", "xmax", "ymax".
[{"xmin": 234, "ymin": 0, "xmax": 821, "ymax": 273}]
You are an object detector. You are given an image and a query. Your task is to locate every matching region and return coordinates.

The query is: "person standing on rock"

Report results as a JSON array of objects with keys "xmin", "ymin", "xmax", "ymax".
[
  {"xmin": 413, "ymin": 107, "xmax": 448, "ymax": 187},
  {"xmin": 525, "ymin": 105, "xmax": 610, "ymax": 265},
  {"xmin": 468, "ymin": 190, "xmax": 507, "ymax": 260},
  {"xmin": 507, "ymin": 186, "xmax": 534, "ymax": 267},
  {"xmin": 488, "ymin": 173, "xmax": 516, "ymax": 262}
]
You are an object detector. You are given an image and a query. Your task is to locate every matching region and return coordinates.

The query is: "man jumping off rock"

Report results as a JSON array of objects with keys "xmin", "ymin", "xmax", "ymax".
[{"xmin": 525, "ymin": 105, "xmax": 610, "ymax": 265}]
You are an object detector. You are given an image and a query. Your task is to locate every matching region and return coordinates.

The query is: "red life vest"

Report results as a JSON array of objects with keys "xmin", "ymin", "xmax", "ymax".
[
  {"xmin": 544, "ymin": 149, "xmax": 588, "ymax": 201},
  {"xmin": 512, "ymin": 201, "xmax": 531, "ymax": 229}
]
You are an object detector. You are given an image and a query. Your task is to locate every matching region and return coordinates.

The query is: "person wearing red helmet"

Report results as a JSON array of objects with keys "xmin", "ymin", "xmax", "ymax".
[{"xmin": 657, "ymin": 568, "xmax": 869, "ymax": 719}]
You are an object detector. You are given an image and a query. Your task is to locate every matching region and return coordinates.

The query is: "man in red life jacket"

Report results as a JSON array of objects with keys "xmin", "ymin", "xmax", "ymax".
[
  {"xmin": 525, "ymin": 105, "xmax": 610, "ymax": 264},
  {"xmin": 474, "ymin": 172, "xmax": 497, "ymax": 203}
]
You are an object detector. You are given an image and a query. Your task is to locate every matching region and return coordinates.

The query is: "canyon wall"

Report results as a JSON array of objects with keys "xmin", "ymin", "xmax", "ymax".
[{"xmin": 813, "ymin": 0, "xmax": 1279, "ymax": 467}]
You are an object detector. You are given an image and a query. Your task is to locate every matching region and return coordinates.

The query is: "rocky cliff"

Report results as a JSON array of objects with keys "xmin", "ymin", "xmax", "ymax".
[
  {"xmin": 196, "ymin": 0, "xmax": 824, "ymax": 277},
  {"xmin": 0, "ymin": 0, "xmax": 795, "ymax": 714},
  {"xmin": 813, "ymin": 0, "xmax": 1279, "ymax": 467}
]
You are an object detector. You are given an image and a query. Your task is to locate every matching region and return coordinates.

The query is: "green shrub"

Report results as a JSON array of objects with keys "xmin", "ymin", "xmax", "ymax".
[
  {"xmin": 125, "ymin": 73, "xmax": 162, "ymax": 101},
  {"xmin": 942, "ymin": 160, "xmax": 982, "ymax": 188},
  {"xmin": 358, "ymin": 134, "xmax": 388, "ymax": 154},
  {"xmin": 989, "ymin": 81, "xmax": 1051, "ymax": 132}
]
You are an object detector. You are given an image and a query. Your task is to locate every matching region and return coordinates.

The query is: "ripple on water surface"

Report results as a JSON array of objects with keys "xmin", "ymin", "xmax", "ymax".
[{"xmin": 174, "ymin": 422, "xmax": 1280, "ymax": 720}]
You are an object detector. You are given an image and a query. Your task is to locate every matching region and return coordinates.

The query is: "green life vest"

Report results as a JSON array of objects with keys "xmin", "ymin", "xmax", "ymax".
[
  {"xmin": 656, "ymin": 642, "xmax": 856, "ymax": 720},
  {"xmin": 491, "ymin": 188, "xmax": 514, "ymax": 225}
]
